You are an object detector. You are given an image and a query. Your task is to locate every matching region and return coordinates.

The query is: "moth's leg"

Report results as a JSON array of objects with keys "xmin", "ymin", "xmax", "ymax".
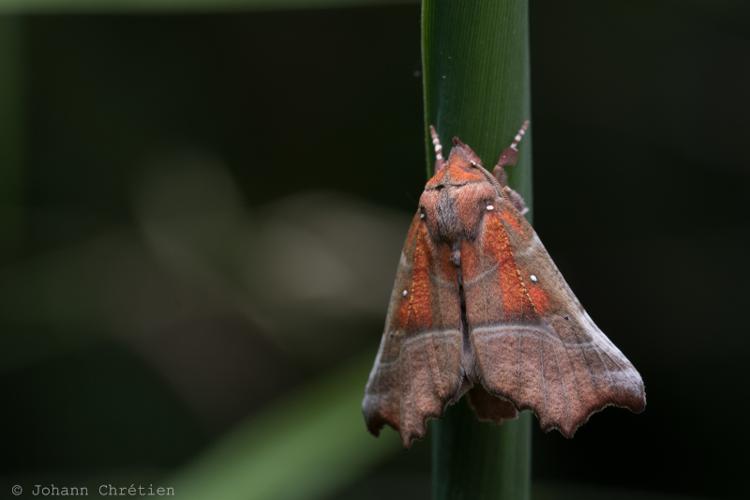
[
  {"xmin": 429, "ymin": 125, "xmax": 446, "ymax": 172},
  {"xmin": 493, "ymin": 120, "xmax": 530, "ymax": 214}
]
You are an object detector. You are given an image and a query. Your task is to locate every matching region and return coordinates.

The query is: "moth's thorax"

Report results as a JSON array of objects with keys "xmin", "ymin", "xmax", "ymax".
[{"xmin": 420, "ymin": 174, "xmax": 497, "ymax": 243}]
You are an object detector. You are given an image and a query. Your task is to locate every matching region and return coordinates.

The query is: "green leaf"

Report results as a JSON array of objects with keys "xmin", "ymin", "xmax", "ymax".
[
  {"xmin": 422, "ymin": 1, "xmax": 532, "ymax": 499},
  {"xmin": 169, "ymin": 355, "xmax": 399, "ymax": 500}
]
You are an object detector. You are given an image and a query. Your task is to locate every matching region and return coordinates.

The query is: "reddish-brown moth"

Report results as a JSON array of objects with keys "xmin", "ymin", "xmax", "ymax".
[{"xmin": 362, "ymin": 122, "xmax": 646, "ymax": 447}]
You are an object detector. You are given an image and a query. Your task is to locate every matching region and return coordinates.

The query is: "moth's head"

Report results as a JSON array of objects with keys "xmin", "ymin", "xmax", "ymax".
[{"xmin": 425, "ymin": 137, "xmax": 487, "ymax": 190}]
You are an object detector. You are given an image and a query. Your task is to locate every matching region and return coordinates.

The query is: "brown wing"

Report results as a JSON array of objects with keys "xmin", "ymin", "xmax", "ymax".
[
  {"xmin": 362, "ymin": 213, "xmax": 465, "ymax": 447},
  {"xmin": 462, "ymin": 198, "xmax": 646, "ymax": 437}
]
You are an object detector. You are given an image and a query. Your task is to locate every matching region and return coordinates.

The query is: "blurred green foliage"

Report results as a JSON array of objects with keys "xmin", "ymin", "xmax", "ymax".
[{"xmin": 172, "ymin": 355, "xmax": 399, "ymax": 500}]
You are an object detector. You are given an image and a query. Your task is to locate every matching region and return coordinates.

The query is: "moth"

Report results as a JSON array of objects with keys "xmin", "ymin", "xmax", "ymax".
[{"xmin": 362, "ymin": 122, "xmax": 646, "ymax": 447}]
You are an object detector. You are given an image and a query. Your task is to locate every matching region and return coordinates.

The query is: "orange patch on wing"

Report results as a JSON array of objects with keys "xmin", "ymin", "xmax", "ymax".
[
  {"xmin": 403, "ymin": 214, "xmax": 421, "ymax": 254},
  {"xmin": 527, "ymin": 284, "xmax": 550, "ymax": 314},
  {"xmin": 459, "ymin": 240, "xmax": 481, "ymax": 282},
  {"xmin": 397, "ymin": 224, "xmax": 433, "ymax": 333},
  {"xmin": 483, "ymin": 215, "xmax": 535, "ymax": 320}
]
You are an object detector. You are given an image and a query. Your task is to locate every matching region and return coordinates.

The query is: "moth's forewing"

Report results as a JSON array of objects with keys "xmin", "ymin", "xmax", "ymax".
[
  {"xmin": 466, "ymin": 194, "xmax": 646, "ymax": 436},
  {"xmin": 362, "ymin": 214, "xmax": 464, "ymax": 447}
]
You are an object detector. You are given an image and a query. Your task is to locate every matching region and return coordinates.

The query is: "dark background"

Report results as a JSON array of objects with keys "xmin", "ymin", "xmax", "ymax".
[{"xmin": 1, "ymin": 1, "xmax": 748, "ymax": 499}]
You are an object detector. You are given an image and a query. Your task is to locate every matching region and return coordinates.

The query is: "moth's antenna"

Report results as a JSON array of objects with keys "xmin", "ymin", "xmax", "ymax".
[
  {"xmin": 509, "ymin": 120, "xmax": 530, "ymax": 152},
  {"xmin": 429, "ymin": 125, "xmax": 446, "ymax": 172}
]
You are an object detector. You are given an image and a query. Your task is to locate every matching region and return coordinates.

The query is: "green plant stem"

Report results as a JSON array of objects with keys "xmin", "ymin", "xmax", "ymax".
[{"xmin": 422, "ymin": 1, "xmax": 532, "ymax": 499}]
